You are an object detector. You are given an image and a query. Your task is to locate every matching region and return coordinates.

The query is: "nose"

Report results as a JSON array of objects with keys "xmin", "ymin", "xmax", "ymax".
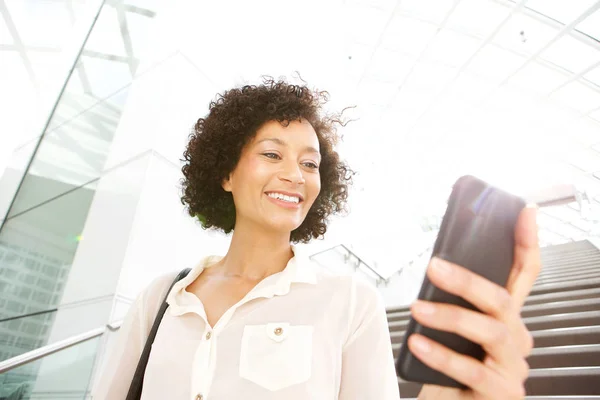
[{"xmin": 278, "ymin": 160, "xmax": 305, "ymax": 185}]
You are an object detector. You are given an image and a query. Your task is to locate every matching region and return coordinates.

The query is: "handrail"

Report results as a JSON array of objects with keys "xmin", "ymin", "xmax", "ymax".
[
  {"xmin": 526, "ymin": 184, "xmax": 579, "ymax": 208},
  {"xmin": 0, "ymin": 293, "xmax": 131, "ymax": 324},
  {"xmin": 0, "ymin": 308, "xmax": 58, "ymax": 323},
  {"xmin": 0, "ymin": 320, "xmax": 122, "ymax": 374},
  {"xmin": 310, "ymin": 244, "xmax": 388, "ymax": 285}
]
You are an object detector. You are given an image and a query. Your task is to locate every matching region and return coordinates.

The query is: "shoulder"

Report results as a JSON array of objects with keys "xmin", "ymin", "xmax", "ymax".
[
  {"xmin": 135, "ymin": 270, "xmax": 182, "ymax": 331},
  {"xmin": 144, "ymin": 270, "xmax": 181, "ymax": 300},
  {"xmin": 309, "ymin": 267, "xmax": 387, "ymax": 348},
  {"xmin": 308, "ymin": 260, "xmax": 384, "ymax": 310},
  {"xmin": 311, "ymin": 260, "xmax": 379, "ymax": 292}
]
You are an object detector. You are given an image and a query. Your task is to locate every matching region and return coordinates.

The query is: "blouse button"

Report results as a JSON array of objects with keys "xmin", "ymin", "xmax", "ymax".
[
  {"xmin": 274, "ymin": 327, "xmax": 283, "ymax": 336},
  {"xmin": 205, "ymin": 331, "xmax": 212, "ymax": 340},
  {"xmin": 195, "ymin": 395, "xmax": 203, "ymax": 400}
]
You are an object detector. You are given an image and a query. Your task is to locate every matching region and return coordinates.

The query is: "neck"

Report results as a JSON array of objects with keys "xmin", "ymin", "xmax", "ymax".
[{"xmin": 217, "ymin": 220, "xmax": 294, "ymax": 281}]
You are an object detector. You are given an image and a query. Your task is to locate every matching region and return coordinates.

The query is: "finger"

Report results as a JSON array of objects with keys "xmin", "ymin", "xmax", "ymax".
[
  {"xmin": 427, "ymin": 258, "xmax": 534, "ymax": 356},
  {"xmin": 515, "ymin": 317, "xmax": 535, "ymax": 357},
  {"xmin": 427, "ymin": 258, "xmax": 515, "ymax": 321},
  {"xmin": 484, "ymin": 355, "xmax": 531, "ymax": 384},
  {"xmin": 407, "ymin": 333, "xmax": 526, "ymax": 400},
  {"xmin": 506, "ymin": 206, "xmax": 542, "ymax": 308},
  {"xmin": 411, "ymin": 300, "xmax": 528, "ymax": 379}
]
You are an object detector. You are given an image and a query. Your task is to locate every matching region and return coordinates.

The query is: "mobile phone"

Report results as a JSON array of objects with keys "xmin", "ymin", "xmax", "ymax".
[{"xmin": 396, "ymin": 175, "xmax": 526, "ymax": 389}]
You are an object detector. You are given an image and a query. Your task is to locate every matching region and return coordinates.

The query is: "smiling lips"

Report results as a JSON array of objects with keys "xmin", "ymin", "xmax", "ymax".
[{"xmin": 265, "ymin": 191, "xmax": 304, "ymax": 209}]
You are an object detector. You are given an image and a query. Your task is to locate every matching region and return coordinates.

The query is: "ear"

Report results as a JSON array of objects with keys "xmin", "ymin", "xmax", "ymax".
[{"xmin": 222, "ymin": 174, "xmax": 232, "ymax": 192}]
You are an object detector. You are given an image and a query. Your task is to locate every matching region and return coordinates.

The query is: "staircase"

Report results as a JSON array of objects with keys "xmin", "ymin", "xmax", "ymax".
[{"xmin": 387, "ymin": 240, "xmax": 600, "ymax": 399}]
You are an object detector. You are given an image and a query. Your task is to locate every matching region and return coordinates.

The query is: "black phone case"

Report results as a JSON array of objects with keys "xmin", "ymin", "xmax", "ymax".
[{"xmin": 396, "ymin": 175, "xmax": 526, "ymax": 389}]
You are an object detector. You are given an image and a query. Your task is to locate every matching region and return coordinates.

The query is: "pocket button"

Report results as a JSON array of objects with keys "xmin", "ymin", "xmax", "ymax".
[{"xmin": 274, "ymin": 327, "xmax": 283, "ymax": 336}]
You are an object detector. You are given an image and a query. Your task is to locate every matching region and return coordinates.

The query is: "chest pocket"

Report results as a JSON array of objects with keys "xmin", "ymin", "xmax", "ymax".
[{"xmin": 239, "ymin": 322, "xmax": 313, "ymax": 391}]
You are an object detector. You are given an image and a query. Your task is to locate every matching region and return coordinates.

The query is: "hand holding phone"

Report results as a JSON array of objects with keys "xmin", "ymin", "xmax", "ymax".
[{"xmin": 396, "ymin": 175, "xmax": 541, "ymax": 398}]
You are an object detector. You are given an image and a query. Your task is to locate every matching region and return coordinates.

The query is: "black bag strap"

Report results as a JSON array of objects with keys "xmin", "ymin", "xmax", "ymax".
[{"xmin": 126, "ymin": 268, "xmax": 192, "ymax": 400}]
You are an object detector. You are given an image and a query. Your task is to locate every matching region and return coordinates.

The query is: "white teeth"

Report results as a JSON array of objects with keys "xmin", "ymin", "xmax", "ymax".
[{"xmin": 267, "ymin": 192, "xmax": 300, "ymax": 203}]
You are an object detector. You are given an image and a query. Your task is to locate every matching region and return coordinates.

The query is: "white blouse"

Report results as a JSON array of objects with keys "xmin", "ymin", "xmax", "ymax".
[{"xmin": 91, "ymin": 247, "xmax": 401, "ymax": 399}]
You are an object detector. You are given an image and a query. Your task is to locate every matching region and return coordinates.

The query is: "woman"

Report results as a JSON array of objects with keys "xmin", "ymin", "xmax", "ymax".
[{"xmin": 92, "ymin": 78, "xmax": 540, "ymax": 399}]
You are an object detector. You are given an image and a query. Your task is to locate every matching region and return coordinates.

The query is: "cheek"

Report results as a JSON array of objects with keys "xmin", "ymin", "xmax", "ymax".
[
  {"xmin": 233, "ymin": 158, "xmax": 268, "ymax": 191},
  {"xmin": 246, "ymin": 157, "xmax": 272, "ymax": 180},
  {"xmin": 306, "ymin": 175, "xmax": 321, "ymax": 203},
  {"xmin": 246, "ymin": 156, "xmax": 261, "ymax": 170}
]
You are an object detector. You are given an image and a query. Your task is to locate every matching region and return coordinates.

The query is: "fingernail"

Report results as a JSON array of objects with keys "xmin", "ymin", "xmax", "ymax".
[
  {"xmin": 526, "ymin": 203, "xmax": 539, "ymax": 216},
  {"xmin": 432, "ymin": 258, "xmax": 453, "ymax": 276},
  {"xmin": 411, "ymin": 335, "xmax": 431, "ymax": 353},
  {"xmin": 412, "ymin": 300, "xmax": 436, "ymax": 315}
]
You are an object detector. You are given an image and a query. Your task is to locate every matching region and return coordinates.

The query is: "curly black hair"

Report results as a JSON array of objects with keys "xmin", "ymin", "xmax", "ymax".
[{"xmin": 180, "ymin": 76, "xmax": 355, "ymax": 243}]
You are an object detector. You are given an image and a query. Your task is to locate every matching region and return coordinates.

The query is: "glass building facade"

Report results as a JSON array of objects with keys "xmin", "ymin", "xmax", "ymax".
[{"xmin": 0, "ymin": 0, "xmax": 164, "ymax": 396}]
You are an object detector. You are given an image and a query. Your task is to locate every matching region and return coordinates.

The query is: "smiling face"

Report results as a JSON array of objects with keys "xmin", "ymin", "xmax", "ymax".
[{"xmin": 222, "ymin": 119, "xmax": 322, "ymax": 237}]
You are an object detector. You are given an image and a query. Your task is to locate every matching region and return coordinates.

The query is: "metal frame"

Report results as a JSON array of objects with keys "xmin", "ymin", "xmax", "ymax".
[
  {"xmin": 310, "ymin": 243, "xmax": 389, "ymax": 285},
  {"xmin": 0, "ymin": 0, "xmax": 158, "ymax": 229},
  {"xmin": 0, "ymin": 0, "xmax": 105, "ymax": 231},
  {"xmin": 0, "ymin": 292, "xmax": 127, "ymax": 324}
]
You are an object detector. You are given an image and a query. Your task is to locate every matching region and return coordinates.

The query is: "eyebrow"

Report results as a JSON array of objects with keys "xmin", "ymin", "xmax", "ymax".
[{"xmin": 256, "ymin": 138, "xmax": 321, "ymax": 156}]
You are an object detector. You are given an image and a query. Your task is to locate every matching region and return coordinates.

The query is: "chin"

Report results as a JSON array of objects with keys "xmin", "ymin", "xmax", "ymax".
[{"xmin": 267, "ymin": 218, "xmax": 304, "ymax": 235}]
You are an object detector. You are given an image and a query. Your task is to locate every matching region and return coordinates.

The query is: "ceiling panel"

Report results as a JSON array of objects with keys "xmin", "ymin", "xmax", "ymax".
[
  {"xmin": 389, "ymin": 86, "xmax": 437, "ymax": 122},
  {"xmin": 345, "ymin": 0, "xmax": 397, "ymax": 12},
  {"xmin": 584, "ymin": 64, "xmax": 600, "ymax": 86},
  {"xmin": 423, "ymin": 28, "xmax": 482, "ymax": 67},
  {"xmin": 343, "ymin": 3, "xmax": 389, "ymax": 46},
  {"xmin": 380, "ymin": 15, "xmax": 438, "ymax": 56},
  {"xmin": 507, "ymin": 61, "xmax": 570, "ymax": 94},
  {"xmin": 397, "ymin": 0, "xmax": 456, "ymax": 24},
  {"xmin": 570, "ymin": 218, "xmax": 596, "ymax": 232},
  {"xmin": 567, "ymin": 117, "xmax": 600, "ymax": 146},
  {"xmin": 356, "ymin": 78, "xmax": 399, "ymax": 107},
  {"xmin": 540, "ymin": 34, "xmax": 600, "ymax": 73},
  {"xmin": 543, "ymin": 202, "xmax": 587, "ymax": 223},
  {"xmin": 466, "ymin": 43, "xmax": 525, "ymax": 82},
  {"xmin": 524, "ymin": 0, "xmax": 599, "ymax": 25},
  {"xmin": 443, "ymin": 73, "xmax": 496, "ymax": 106},
  {"xmin": 549, "ymin": 81, "xmax": 600, "ymax": 113},
  {"xmin": 446, "ymin": 0, "xmax": 511, "ymax": 38},
  {"xmin": 345, "ymin": 42, "xmax": 375, "ymax": 82},
  {"xmin": 364, "ymin": 48, "xmax": 417, "ymax": 84},
  {"xmin": 403, "ymin": 61, "xmax": 458, "ymax": 91},
  {"xmin": 576, "ymin": 9, "xmax": 600, "ymax": 39},
  {"xmin": 575, "ymin": 174, "xmax": 600, "ymax": 197},
  {"xmin": 492, "ymin": 12, "xmax": 559, "ymax": 56}
]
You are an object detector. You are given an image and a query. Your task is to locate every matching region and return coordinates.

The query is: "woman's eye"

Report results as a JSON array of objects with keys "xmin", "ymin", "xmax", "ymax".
[
  {"xmin": 303, "ymin": 162, "xmax": 319, "ymax": 169},
  {"xmin": 263, "ymin": 152, "xmax": 281, "ymax": 160}
]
